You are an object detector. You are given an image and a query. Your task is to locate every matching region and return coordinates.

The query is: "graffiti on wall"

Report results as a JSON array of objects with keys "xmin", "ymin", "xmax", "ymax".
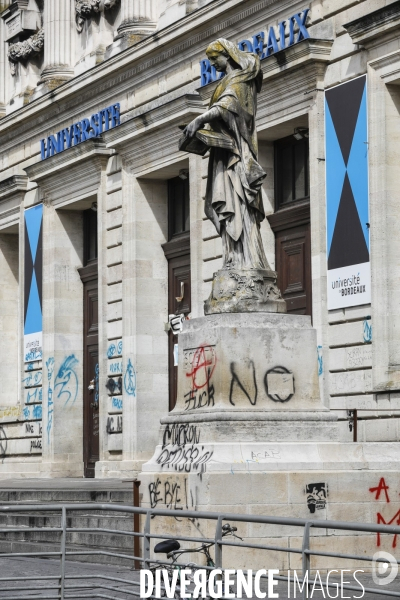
[
  {"xmin": 306, "ymin": 483, "xmax": 327, "ymax": 513},
  {"xmin": 54, "ymin": 355, "xmax": 79, "ymax": 407},
  {"xmin": 124, "ymin": 359, "xmax": 136, "ymax": 396},
  {"xmin": 46, "ymin": 357, "xmax": 55, "ymax": 443},
  {"xmin": 369, "ymin": 478, "xmax": 400, "ymax": 547}
]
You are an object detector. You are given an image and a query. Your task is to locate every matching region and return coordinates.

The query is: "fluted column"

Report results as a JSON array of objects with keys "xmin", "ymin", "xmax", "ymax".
[
  {"xmin": 0, "ymin": 13, "xmax": 7, "ymax": 116},
  {"xmin": 40, "ymin": 0, "xmax": 74, "ymax": 84},
  {"xmin": 117, "ymin": 0, "xmax": 157, "ymax": 42}
]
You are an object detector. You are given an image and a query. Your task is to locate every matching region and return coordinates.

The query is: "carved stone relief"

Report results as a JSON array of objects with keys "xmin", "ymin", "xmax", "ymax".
[
  {"xmin": 75, "ymin": 0, "xmax": 119, "ymax": 32},
  {"xmin": 8, "ymin": 28, "xmax": 44, "ymax": 75}
]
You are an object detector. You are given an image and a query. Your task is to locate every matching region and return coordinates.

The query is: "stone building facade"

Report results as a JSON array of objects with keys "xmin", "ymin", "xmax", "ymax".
[{"xmin": 0, "ymin": 0, "xmax": 399, "ymax": 482}]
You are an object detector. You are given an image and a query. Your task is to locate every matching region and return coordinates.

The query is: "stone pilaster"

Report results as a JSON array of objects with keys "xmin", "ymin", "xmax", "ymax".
[{"xmin": 40, "ymin": 0, "xmax": 74, "ymax": 86}]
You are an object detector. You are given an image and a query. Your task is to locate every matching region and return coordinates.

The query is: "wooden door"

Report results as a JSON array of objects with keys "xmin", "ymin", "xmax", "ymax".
[
  {"xmin": 78, "ymin": 263, "xmax": 99, "ymax": 478},
  {"xmin": 268, "ymin": 203, "xmax": 312, "ymax": 317},
  {"xmin": 275, "ymin": 223, "xmax": 311, "ymax": 315},
  {"xmin": 162, "ymin": 233, "xmax": 191, "ymax": 411}
]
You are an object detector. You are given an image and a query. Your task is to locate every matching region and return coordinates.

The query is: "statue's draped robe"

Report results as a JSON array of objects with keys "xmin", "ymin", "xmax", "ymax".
[{"xmin": 205, "ymin": 40, "xmax": 268, "ymax": 270}]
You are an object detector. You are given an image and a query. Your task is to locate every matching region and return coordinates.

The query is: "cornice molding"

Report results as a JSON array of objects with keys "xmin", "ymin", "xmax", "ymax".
[
  {"xmin": 0, "ymin": 174, "xmax": 28, "ymax": 201},
  {"xmin": 344, "ymin": 1, "xmax": 400, "ymax": 47},
  {"xmin": 25, "ymin": 139, "xmax": 113, "ymax": 182},
  {"xmin": 24, "ymin": 139, "xmax": 114, "ymax": 205},
  {"xmin": 198, "ymin": 38, "xmax": 333, "ymax": 102},
  {"xmin": 369, "ymin": 49, "xmax": 400, "ymax": 84},
  {"xmin": 0, "ymin": 175, "xmax": 27, "ymax": 229},
  {"xmin": 103, "ymin": 93, "xmax": 204, "ymax": 146},
  {"xmin": 0, "ymin": 0, "xmax": 286, "ymax": 134}
]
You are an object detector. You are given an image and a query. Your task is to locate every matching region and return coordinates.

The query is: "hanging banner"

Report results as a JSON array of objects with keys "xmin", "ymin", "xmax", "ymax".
[
  {"xmin": 24, "ymin": 204, "xmax": 43, "ymax": 362},
  {"xmin": 325, "ymin": 75, "xmax": 371, "ymax": 310}
]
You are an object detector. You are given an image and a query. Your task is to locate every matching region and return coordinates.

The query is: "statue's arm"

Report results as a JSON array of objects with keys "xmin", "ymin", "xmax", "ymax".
[{"xmin": 184, "ymin": 106, "xmax": 221, "ymax": 138}]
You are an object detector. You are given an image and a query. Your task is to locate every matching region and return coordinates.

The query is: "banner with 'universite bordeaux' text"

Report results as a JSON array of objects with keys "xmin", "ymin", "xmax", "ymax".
[
  {"xmin": 24, "ymin": 204, "xmax": 43, "ymax": 363},
  {"xmin": 325, "ymin": 75, "xmax": 371, "ymax": 310}
]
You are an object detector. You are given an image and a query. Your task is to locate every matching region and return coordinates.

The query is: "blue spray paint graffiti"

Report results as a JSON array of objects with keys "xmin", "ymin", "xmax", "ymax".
[
  {"xmin": 27, "ymin": 363, "xmax": 34, "ymax": 371},
  {"xmin": 107, "ymin": 340, "xmax": 123, "ymax": 358},
  {"xmin": 33, "ymin": 405, "xmax": 42, "ymax": 419},
  {"xmin": 107, "ymin": 344, "xmax": 116, "ymax": 358},
  {"xmin": 23, "ymin": 406, "xmax": 30, "ymax": 419},
  {"xmin": 95, "ymin": 363, "xmax": 99, "ymax": 406},
  {"xmin": 317, "ymin": 346, "xmax": 323, "ymax": 376},
  {"xmin": 54, "ymin": 355, "xmax": 79, "ymax": 407},
  {"xmin": 25, "ymin": 349, "xmax": 42, "ymax": 362},
  {"xmin": 124, "ymin": 359, "xmax": 136, "ymax": 396},
  {"xmin": 46, "ymin": 357, "xmax": 55, "ymax": 443},
  {"xmin": 110, "ymin": 361, "xmax": 123, "ymax": 374},
  {"xmin": 23, "ymin": 371, "xmax": 42, "ymax": 387},
  {"xmin": 26, "ymin": 388, "xmax": 42, "ymax": 404},
  {"xmin": 112, "ymin": 397, "xmax": 123, "ymax": 410},
  {"xmin": 363, "ymin": 319, "xmax": 372, "ymax": 343}
]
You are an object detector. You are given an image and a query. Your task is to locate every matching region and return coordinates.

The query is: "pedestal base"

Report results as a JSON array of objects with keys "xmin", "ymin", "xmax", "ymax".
[
  {"xmin": 204, "ymin": 269, "xmax": 286, "ymax": 314},
  {"xmin": 141, "ymin": 443, "xmax": 400, "ymax": 569}
]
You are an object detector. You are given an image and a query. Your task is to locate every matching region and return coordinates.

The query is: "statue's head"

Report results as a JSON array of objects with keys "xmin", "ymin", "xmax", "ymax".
[{"xmin": 206, "ymin": 40, "xmax": 236, "ymax": 73}]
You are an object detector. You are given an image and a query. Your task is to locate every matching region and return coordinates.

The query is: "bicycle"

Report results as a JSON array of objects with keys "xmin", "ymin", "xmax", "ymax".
[{"xmin": 149, "ymin": 523, "xmax": 242, "ymax": 599}]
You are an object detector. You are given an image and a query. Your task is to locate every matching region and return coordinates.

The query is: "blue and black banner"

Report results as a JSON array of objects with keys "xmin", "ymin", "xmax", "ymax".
[
  {"xmin": 325, "ymin": 75, "xmax": 371, "ymax": 309},
  {"xmin": 24, "ymin": 204, "xmax": 43, "ymax": 362}
]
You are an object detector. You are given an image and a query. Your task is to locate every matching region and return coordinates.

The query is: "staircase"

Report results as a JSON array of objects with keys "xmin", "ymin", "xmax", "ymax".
[{"xmin": 0, "ymin": 480, "xmax": 137, "ymax": 566}]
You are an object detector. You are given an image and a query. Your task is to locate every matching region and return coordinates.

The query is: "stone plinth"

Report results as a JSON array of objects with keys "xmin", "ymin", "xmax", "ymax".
[
  {"xmin": 140, "ymin": 313, "xmax": 400, "ymax": 566},
  {"xmin": 204, "ymin": 269, "xmax": 286, "ymax": 314},
  {"xmin": 172, "ymin": 312, "xmax": 330, "ymax": 417},
  {"xmin": 143, "ymin": 312, "xmax": 339, "ymax": 472}
]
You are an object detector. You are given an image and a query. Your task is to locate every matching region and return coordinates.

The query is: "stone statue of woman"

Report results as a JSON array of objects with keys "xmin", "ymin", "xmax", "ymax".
[{"xmin": 181, "ymin": 38, "xmax": 285, "ymax": 314}]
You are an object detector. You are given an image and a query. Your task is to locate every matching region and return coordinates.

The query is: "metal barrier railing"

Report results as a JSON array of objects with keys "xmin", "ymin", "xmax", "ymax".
[{"xmin": 0, "ymin": 503, "xmax": 399, "ymax": 599}]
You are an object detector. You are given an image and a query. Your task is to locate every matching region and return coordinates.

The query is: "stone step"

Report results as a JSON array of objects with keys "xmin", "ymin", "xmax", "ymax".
[
  {"xmin": 0, "ymin": 489, "xmax": 133, "ymax": 503},
  {"xmin": 0, "ymin": 527, "xmax": 136, "ymax": 550},
  {"xmin": 0, "ymin": 538, "xmax": 137, "ymax": 567},
  {"xmin": 0, "ymin": 480, "xmax": 140, "ymax": 564},
  {"xmin": 0, "ymin": 512, "xmax": 135, "ymax": 531}
]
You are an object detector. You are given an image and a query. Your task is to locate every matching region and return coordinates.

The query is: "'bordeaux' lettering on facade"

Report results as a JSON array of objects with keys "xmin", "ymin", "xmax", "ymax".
[
  {"xmin": 199, "ymin": 8, "xmax": 310, "ymax": 86},
  {"xmin": 40, "ymin": 103, "xmax": 121, "ymax": 160}
]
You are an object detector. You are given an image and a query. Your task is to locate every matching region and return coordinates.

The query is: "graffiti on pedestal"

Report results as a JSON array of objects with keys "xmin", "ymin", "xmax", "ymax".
[
  {"xmin": 148, "ymin": 476, "xmax": 196, "ymax": 521},
  {"xmin": 184, "ymin": 345, "xmax": 216, "ymax": 410}
]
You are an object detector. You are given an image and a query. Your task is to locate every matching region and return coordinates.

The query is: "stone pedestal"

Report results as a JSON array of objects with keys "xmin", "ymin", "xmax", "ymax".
[
  {"xmin": 204, "ymin": 269, "xmax": 286, "ymax": 315},
  {"xmin": 143, "ymin": 312, "xmax": 338, "ymax": 475},
  {"xmin": 140, "ymin": 313, "xmax": 400, "ymax": 565}
]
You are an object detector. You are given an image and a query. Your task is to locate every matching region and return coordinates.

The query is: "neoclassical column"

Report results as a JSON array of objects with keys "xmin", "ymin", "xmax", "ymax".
[
  {"xmin": 117, "ymin": 0, "xmax": 157, "ymax": 42},
  {"xmin": 0, "ymin": 13, "xmax": 6, "ymax": 116},
  {"xmin": 40, "ymin": 0, "xmax": 74, "ymax": 84}
]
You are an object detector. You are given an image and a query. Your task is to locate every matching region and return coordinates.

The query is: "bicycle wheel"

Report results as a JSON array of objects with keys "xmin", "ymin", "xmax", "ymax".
[{"xmin": 150, "ymin": 565, "xmax": 181, "ymax": 600}]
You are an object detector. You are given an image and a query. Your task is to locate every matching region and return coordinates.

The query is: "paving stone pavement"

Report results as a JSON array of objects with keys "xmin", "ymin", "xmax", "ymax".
[
  {"xmin": 1, "ymin": 558, "xmax": 400, "ymax": 600},
  {"xmin": 0, "ymin": 556, "xmax": 140, "ymax": 599}
]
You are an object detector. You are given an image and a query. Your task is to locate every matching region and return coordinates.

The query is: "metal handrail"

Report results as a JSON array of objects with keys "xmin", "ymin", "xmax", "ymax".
[{"xmin": 0, "ymin": 502, "xmax": 399, "ymax": 599}]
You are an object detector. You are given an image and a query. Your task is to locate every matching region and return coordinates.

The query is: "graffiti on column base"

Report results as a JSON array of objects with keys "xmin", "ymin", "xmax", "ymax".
[
  {"xmin": 162, "ymin": 424, "xmax": 200, "ymax": 448},
  {"xmin": 156, "ymin": 444, "xmax": 213, "ymax": 473},
  {"xmin": 148, "ymin": 476, "xmax": 196, "ymax": 521}
]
